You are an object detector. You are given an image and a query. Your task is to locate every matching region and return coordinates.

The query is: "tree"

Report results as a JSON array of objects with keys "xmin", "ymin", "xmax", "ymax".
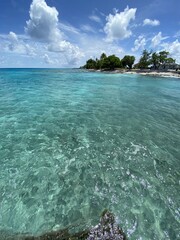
[
  {"xmin": 138, "ymin": 50, "xmax": 151, "ymax": 69},
  {"xmin": 99, "ymin": 53, "xmax": 107, "ymax": 69},
  {"xmin": 121, "ymin": 55, "xmax": 135, "ymax": 69},
  {"xmin": 84, "ymin": 59, "xmax": 97, "ymax": 69},
  {"xmin": 151, "ymin": 52, "xmax": 160, "ymax": 69},
  {"xmin": 164, "ymin": 57, "xmax": 175, "ymax": 64},
  {"xmin": 101, "ymin": 55, "xmax": 121, "ymax": 70},
  {"xmin": 95, "ymin": 59, "xmax": 101, "ymax": 69},
  {"xmin": 150, "ymin": 51, "xmax": 176, "ymax": 69},
  {"xmin": 100, "ymin": 53, "xmax": 107, "ymax": 60},
  {"xmin": 159, "ymin": 51, "xmax": 169, "ymax": 64}
]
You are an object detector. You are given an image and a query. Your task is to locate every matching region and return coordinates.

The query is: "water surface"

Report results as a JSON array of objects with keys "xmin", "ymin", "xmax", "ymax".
[{"xmin": 0, "ymin": 68, "xmax": 179, "ymax": 239}]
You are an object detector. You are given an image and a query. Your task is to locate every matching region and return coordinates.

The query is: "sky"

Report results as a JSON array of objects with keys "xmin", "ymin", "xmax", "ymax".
[{"xmin": 0, "ymin": 0, "xmax": 180, "ymax": 68}]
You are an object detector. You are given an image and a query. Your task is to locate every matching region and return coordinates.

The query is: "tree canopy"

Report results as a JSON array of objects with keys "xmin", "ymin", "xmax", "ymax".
[
  {"xmin": 84, "ymin": 58, "xmax": 97, "ymax": 69},
  {"xmin": 137, "ymin": 50, "xmax": 152, "ymax": 69},
  {"xmin": 83, "ymin": 53, "xmax": 125, "ymax": 70},
  {"xmin": 101, "ymin": 55, "xmax": 122, "ymax": 70},
  {"xmin": 121, "ymin": 55, "xmax": 135, "ymax": 69},
  {"xmin": 82, "ymin": 49, "xmax": 176, "ymax": 71},
  {"xmin": 136, "ymin": 50, "xmax": 176, "ymax": 69}
]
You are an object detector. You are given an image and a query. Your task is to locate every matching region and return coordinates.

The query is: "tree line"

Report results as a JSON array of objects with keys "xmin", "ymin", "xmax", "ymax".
[
  {"xmin": 82, "ymin": 50, "xmax": 177, "ymax": 70},
  {"xmin": 135, "ymin": 50, "xmax": 176, "ymax": 69},
  {"xmin": 82, "ymin": 53, "xmax": 135, "ymax": 70}
]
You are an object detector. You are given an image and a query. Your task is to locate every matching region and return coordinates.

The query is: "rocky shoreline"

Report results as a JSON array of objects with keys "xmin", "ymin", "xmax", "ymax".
[
  {"xmin": 124, "ymin": 69, "xmax": 180, "ymax": 78},
  {"xmin": 87, "ymin": 69, "xmax": 180, "ymax": 78}
]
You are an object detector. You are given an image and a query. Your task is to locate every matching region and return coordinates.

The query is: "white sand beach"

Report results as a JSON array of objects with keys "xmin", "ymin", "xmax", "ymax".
[{"xmin": 124, "ymin": 70, "xmax": 180, "ymax": 78}]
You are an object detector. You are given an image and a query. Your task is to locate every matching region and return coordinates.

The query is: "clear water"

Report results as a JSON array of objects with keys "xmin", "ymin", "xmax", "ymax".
[{"xmin": 0, "ymin": 68, "xmax": 179, "ymax": 239}]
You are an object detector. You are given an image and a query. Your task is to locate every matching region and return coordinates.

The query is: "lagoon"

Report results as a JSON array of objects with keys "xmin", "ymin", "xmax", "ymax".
[{"xmin": 0, "ymin": 68, "xmax": 179, "ymax": 239}]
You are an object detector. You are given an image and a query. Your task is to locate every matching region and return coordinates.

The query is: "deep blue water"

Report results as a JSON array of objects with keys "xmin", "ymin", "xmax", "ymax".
[{"xmin": 0, "ymin": 68, "xmax": 179, "ymax": 239}]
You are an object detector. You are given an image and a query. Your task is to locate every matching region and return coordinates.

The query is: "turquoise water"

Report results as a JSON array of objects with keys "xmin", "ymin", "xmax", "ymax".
[{"xmin": 0, "ymin": 68, "xmax": 179, "ymax": 239}]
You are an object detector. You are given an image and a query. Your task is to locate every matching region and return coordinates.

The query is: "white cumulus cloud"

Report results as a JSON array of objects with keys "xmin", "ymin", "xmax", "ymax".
[
  {"xmin": 7, "ymin": 32, "xmax": 36, "ymax": 56},
  {"xmin": 48, "ymin": 41, "xmax": 84, "ymax": 65},
  {"xmin": 8, "ymin": 32, "xmax": 18, "ymax": 51},
  {"xmin": 161, "ymin": 40, "xmax": 180, "ymax": 63},
  {"xmin": 104, "ymin": 6, "xmax": 137, "ymax": 42},
  {"xmin": 9, "ymin": 31, "xmax": 18, "ymax": 42},
  {"xmin": 25, "ymin": 0, "xmax": 83, "ymax": 65},
  {"xmin": 25, "ymin": 0, "xmax": 62, "ymax": 41},
  {"xmin": 48, "ymin": 41, "xmax": 72, "ymax": 53},
  {"xmin": 132, "ymin": 36, "xmax": 146, "ymax": 52},
  {"xmin": 143, "ymin": 19, "xmax": 160, "ymax": 26}
]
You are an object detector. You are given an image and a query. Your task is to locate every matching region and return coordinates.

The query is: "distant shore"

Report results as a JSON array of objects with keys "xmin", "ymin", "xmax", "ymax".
[
  {"xmin": 125, "ymin": 69, "xmax": 180, "ymax": 78},
  {"xmin": 86, "ymin": 69, "xmax": 180, "ymax": 78}
]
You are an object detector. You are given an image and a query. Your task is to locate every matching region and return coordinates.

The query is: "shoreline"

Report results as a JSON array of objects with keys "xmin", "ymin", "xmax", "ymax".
[
  {"xmin": 125, "ymin": 69, "xmax": 180, "ymax": 78},
  {"xmin": 87, "ymin": 69, "xmax": 180, "ymax": 78}
]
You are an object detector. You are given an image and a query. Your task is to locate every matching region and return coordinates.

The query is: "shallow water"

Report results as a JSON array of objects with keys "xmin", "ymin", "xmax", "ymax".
[{"xmin": 0, "ymin": 68, "xmax": 179, "ymax": 239}]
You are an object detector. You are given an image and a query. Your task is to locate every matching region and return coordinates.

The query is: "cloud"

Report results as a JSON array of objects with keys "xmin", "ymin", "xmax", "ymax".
[
  {"xmin": 104, "ymin": 6, "xmax": 136, "ymax": 42},
  {"xmin": 25, "ymin": 44, "xmax": 36, "ymax": 56},
  {"xmin": 174, "ymin": 30, "xmax": 180, "ymax": 38},
  {"xmin": 43, "ymin": 54, "xmax": 54, "ymax": 64},
  {"xmin": 9, "ymin": 31, "xmax": 18, "ymax": 42},
  {"xmin": 25, "ymin": 0, "xmax": 62, "ymax": 41},
  {"xmin": 48, "ymin": 40, "xmax": 84, "ymax": 65},
  {"xmin": 132, "ymin": 36, "xmax": 146, "ymax": 52},
  {"xmin": 151, "ymin": 32, "xmax": 168, "ymax": 48},
  {"xmin": 80, "ymin": 24, "xmax": 95, "ymax": 33},
  {"xmin": 25, "ymin": 0, "xmax": 83, "ymax": 65},
  {"xmin": 7, "ymin": 31, "xmax": 36, "ymax": 56},
  {"xmin": 77, "ymin": 34, "xmax": 124, "ymax": 64},
  {"xmin": 89, "ymin": 14, "xmax": 101, "ymax": 23},
  {"xmin": 59, "ymin": 22, "xmax": 80, "ymax": 35},
  {"xmin": 143, "ymin": 19, "xmax": 160, "ymax": 26},
  {"xmin": 0, "ymin": 56, "xmax": 6, "ymax": 65},
  {"xmin": 48, "ymin": 40, "xmax": 76, "ymax": 53},
  {"xmin": 8, "ymin": 31, "xmax": 18, "ymax": 51},
  {"xmin": 161, "ymin": 40, "xmax": 180, "ymax": 63}
]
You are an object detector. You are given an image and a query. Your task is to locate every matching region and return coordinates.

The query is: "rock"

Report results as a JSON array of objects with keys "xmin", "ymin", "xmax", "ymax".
[{"xmin": 1, "ymin": 210, "xmax": 127, "ymax": 240}]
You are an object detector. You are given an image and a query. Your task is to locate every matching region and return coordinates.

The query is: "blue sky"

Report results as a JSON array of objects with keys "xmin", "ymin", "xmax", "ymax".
[{"xmin": 0, "ymin": 0, "xmax": 180, "ymax": 67}]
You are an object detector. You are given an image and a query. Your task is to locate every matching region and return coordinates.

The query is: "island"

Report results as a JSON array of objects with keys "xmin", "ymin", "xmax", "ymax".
[{"xmin": 81, "ymin": 50, "xmax": 180, "ymax": 78}]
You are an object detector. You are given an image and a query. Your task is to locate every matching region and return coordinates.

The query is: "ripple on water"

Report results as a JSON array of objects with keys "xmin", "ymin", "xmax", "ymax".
[{"xmin": 0, "ymin": 69, "xmax": 179, "ymax": 239}]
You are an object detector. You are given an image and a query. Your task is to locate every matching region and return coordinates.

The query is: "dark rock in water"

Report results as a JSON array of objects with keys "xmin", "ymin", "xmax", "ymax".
[
  {"xmin": 1, "ymin": 210, "xmax": 127, "ymax": 240},
  {"xmin": 87, "ymin": 210, "xmax": 127, "ymax": 240}
]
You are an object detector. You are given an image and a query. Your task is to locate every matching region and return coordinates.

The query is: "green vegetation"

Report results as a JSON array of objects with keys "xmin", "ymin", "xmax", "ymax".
[
  {"xmin": 121, "ymin": 55, "xmax": 135, "ymax": 69},
  {"xmin": 82, "ymin": 50, "xmax": 177, "ymax": 71},
  {"xmin": 137, "ymin": 50, "xmax": 151, "ymax": 69},
  {"xmin": 101, "ymin": 55, "xmax": 122, "ymax": 70},
  {"xmin": 82, "ymin": 53, "xmax": 135, "ymax": 71},
  {"xmin": 135, "ymin": 50, "xmax": 176, "ymax": 69}
]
